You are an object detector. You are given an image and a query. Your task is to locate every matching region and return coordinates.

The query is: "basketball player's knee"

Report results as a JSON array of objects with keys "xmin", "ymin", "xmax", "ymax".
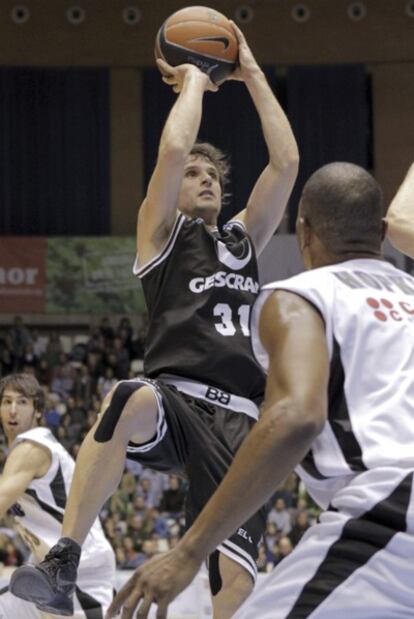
[{"xmin": 94, "ymin": 382, "xmax": 156, "ymax": 443}]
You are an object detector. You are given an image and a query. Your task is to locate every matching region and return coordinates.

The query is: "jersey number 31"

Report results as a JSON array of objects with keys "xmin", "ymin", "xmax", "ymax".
[{"xmin": 213, "ymin": 303, "xmax": 250, "ymax": 336}]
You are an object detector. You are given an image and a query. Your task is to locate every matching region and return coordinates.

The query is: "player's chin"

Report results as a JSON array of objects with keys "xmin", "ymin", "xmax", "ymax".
[{"xmin": 194, "ymin": 203, "xmax": 221, "ymax": 218}]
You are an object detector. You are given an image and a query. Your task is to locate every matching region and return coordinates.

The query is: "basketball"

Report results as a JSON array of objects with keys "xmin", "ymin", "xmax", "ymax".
[{"xmin": 155, "ymin": 6, "xmax": 238, "ymax": 84}]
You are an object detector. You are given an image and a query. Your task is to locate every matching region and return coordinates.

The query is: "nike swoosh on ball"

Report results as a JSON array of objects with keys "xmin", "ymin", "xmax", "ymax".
[{"xmin": 190, "ymin": 36, "xmax": 230, "ymax": 49}]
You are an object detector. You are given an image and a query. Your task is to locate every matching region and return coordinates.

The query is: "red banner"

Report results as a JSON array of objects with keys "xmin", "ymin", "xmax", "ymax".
[{"xmin": 0, "ymin": 237, "xmax": 47, "ymax": 313}]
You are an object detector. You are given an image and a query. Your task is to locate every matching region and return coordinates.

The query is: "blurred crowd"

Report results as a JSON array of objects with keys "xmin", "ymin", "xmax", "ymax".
[{"xmin": 0, "ymin": 315, "xmax": 320, "ymax": 572}]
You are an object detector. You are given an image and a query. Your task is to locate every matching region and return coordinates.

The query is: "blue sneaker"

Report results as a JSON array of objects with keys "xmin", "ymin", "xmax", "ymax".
[{"xmin": 10, "ymin": 537, "xmax": 81, "ymax": 616}]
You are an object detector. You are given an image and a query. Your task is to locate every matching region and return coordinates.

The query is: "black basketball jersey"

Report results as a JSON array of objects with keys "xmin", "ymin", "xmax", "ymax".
[{"xmin": 134, "ymin": 214, "xmax": 265, "ymax": 402}]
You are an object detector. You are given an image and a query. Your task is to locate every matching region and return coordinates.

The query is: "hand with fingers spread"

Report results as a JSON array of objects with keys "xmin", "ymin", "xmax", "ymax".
[
  {"xmin": 156, "ymin": 58, "xmax": 218, "ymax": 94},
  {"xmin": 105, "ymin": 545, "xmax": 203, "ymax": 619}
]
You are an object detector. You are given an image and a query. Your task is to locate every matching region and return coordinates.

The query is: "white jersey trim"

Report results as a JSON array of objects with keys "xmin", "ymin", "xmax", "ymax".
[
  {"xmin": 133, "ymin": 213, "xmax": 186, "ymax": 278},
  {"xmin": 218, "ymin": 539, "xmax": 258, "ymax": 581},
  {"xmin": 225, "ymin": 219, "xmax": 247, "ymax": 232},
  {"xmin": 125, "ymin": 378, "xmax": 168, "ymax": 454}
]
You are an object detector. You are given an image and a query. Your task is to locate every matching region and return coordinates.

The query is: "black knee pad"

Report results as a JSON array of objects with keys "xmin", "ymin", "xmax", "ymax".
[
  {"xmin": 94, "ymin": 381, "xmax": 144, "ymax": 443},
  {"xmin": 208, "ymin": 550, "xmax": 223, "ymax": 596}
]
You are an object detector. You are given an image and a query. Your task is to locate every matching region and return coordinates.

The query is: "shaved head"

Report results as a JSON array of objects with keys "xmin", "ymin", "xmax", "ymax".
[{"xmin": 300, "ymin": 162, "xmax": 384, "ymax": 254}]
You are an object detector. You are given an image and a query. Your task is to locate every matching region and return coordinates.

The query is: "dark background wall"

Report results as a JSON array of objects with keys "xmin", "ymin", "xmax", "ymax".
[{"xmin": 0, "ymin": 0, "xmax": 413, "ymax": 235}]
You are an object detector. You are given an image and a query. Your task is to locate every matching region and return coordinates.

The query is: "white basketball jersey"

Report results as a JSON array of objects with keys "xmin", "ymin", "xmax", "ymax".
[
  {"xmin": 251, "ymin": 258, "xmax": 414, "ymax": 508},
  {"xmin": 12, "ymin": 427, "xmax": 113, "ymax": 573}
]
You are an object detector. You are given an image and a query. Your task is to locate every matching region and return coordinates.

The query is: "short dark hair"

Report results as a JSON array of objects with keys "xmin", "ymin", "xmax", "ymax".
[
  {"xmin": 0, "ymin": 373, "xmax": 45, "ymax": 413},
  {"xmin": 189, "ymin": 142, "xmax": 231, "ymax": 191},
  {"xmin": 300, "ymin": 162, "xmax": 384, "ymax": 254}
]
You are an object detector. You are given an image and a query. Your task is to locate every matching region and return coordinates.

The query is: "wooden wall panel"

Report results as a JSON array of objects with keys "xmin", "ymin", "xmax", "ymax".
[
  {"xmin": 0, "ymin": 1, "xmax": 413, "ymax": 67},
  {"xmin": 110, "ymin": 69, "xmax": 143, "ymax": 235}
]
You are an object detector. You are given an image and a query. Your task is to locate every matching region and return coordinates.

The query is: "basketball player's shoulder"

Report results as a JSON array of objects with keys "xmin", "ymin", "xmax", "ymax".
[
  {"xmin": 8, "ymin": 437, "xmax": 51, "ymax": 477},
  {"xmin": 261, "ymin": 264, "xmax": 334, "ymax": 294}
]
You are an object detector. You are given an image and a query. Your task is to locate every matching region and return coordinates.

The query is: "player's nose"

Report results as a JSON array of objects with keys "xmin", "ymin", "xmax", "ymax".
[{"xmin": 201, "ymin": 173, "xmax": 212, "ymax": 186}]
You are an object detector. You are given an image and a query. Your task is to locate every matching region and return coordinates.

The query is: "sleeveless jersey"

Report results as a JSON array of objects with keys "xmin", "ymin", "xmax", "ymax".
[
  {"xmin": 251, "ymin": 258, "xmax": 414, "ymax": 508},
  {"xmin": 135, "ymin": 214, "xmax": 265, "ymax": 402},
  {"xmin": 12, "ymin": 427, "xmax": 113, "ymax": 571}
]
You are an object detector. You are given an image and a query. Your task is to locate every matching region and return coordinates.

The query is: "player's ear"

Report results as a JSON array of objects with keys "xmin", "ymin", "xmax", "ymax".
[{"xmin": 296, "ymin": 216, "xmax": 311, "ymax": 251}]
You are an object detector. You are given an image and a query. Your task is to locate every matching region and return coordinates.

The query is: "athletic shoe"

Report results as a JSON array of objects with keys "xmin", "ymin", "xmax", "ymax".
[{"xmin": 10, "ymin": 537, "xmax": 81, "ymax": 616}]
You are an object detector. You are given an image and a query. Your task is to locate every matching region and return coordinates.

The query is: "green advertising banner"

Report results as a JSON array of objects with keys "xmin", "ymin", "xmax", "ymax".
[{"xmin": 46, "ymin": 237, "xmax": 146, "ymax": 314}]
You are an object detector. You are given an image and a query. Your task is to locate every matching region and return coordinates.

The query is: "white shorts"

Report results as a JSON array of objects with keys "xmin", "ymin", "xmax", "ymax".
[
  {"xmin": 234, "ymin": 467, "xmax": 414, "ymax": 619},
  {"xmin": 0, "ymin": 547, "xmax": 116, "ymax": 619}
]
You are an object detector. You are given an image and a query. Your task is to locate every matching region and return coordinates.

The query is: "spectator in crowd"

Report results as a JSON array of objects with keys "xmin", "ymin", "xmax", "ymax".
[
  {"xmin": 117, "ymin": 317, "xmax": 134, "ymax": 358},
  {"xmin": 8, "ymin": 316, "xmax": 32, "ymax": 370},
  {"xmin": 267, "ymin": 497, "xmax": 292, "ymax": 536},
  {"xmin": 96, "ymin": 366, "xmax": 117, "ymax": 400},
  {"xmin": 275, "ymin": 536, "xmax": 293, "ymax": 566},
  {"xmin": 263, "ymin": 521, "xmax": 281, "ymax": 559},
  {"xmin": 72, "ymin": 364, "xmax": 93, "ymax": 407},
  {"xmin": 21, "ymin": 342, "xmax": 38, "ymax": 371},
  {"xmin": 289, "ymin": 510, "xmax": 311, "ymax": 546},
  {"xmin": 271, "ymin": 472, "xmax": 299, "ymax": 508},
  {"xmin": 31, "ymin": 330, "xmax": 48, "ymax": 359},
  {"xmin": 65, "ymin": 396, "xmax": 87, "ymax": 426},
  {"xmin": 35, "ymin": 357, "xmax": 51, "ymax": 386},
  {"xmin": 52, "ymin": 352, "xmax": 75, "ymax": 396},
  {"xmin": 98, "ymin": 317, "xmax": 115, "ymax": 346},
  {"xmin": 43, "ymin": 393, "xmax": 62, "ymax": 430},
  {"xmin": 44, "ymin": 331, "xmax": 63, "ymax": 368},
  {"xmin": 131, "ymin": 323, "xmax": 147, "ymax": 359},
  {"xmin": 0, "ymin": 335, "xmax": 14, "ymax": 376},
  {"xmin": 86, "ymin": 327, "xmax": 105, "ymax": 355},
  {"xmin": 120, "ymin": 536, "xmax": 141, "ymax": 569},
  {"xmin": 136, "ymin": 476, "xmax": 158, "ymax": 509}
]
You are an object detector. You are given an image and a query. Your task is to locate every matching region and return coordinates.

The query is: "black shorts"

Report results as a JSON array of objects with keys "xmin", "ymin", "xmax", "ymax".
[{"xmin": 126, "ymin": 377, "xmax": 267, "ymax": 581}]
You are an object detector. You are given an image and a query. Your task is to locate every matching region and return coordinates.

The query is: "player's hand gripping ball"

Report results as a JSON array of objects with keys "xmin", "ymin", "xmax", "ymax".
[{"xmin": 155, "ymin": 5, "xmax": 239, "ymax": 84}]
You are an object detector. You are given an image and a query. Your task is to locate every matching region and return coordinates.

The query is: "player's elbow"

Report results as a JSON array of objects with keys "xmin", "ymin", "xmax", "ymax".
[
  {"xmin": 158, "ymin": 132, "xmax": 192, "ymax": 163},
  {"xmin": 269, "ymin": 394, "xmax": 326, "ymax": 443},
  {"xmin": 286, "ymin": 143, "xmax": 300, "ymax": 174},
  {"xmin": 270, "ymin": 150, "xmax": 299, "ymax": 187}
]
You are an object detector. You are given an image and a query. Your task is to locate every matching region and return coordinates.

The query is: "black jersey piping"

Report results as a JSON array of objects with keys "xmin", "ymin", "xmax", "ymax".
[
  {"xmin": 50, "ymin": 463, "xmax": 67, "ymax": 509},
  {"xmin": 24, "ymin": 488, "xmax": 64, "ymax": 523},
  {"xmin": 75, "ymin": 585, "xmax": 103, "ymax": 619},
  {"xmin": 327, "ymin": 338, "xmax": 367, "ymax": 473},
  {"xmin": 285, "ymin": 472, "xmax": 413, "ymax": 617}
]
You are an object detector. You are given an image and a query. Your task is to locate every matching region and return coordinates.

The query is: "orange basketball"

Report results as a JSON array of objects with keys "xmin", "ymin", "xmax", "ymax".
[{"xmin": 155, "ymin": 6, "xmax": 238, "ymax": 84}]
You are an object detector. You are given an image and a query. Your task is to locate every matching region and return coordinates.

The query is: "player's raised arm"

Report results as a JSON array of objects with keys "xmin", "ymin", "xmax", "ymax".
[
  {"xmin": 137, "ymin": 61, "xmax": 216, "ymax": 267},
  {"xmin": 106, "ymin": 290, "xmax": 328, "ymax": 619},
  {"xmin": 0, "ymin": 441, "xmax": 50, "ymax": 518},
  {"xmin": 386, "ymin": 162, "xmax": 414, "ymax": 258},
  {"xmin": 229, "ymin": 24, "xmax": 299, "ymax": 255}
]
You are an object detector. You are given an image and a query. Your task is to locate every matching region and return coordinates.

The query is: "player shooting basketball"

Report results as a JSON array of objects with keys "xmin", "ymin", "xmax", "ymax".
[{"xmin": 11, "ymin": 21, "xmax": 299, "ymax": 619}]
